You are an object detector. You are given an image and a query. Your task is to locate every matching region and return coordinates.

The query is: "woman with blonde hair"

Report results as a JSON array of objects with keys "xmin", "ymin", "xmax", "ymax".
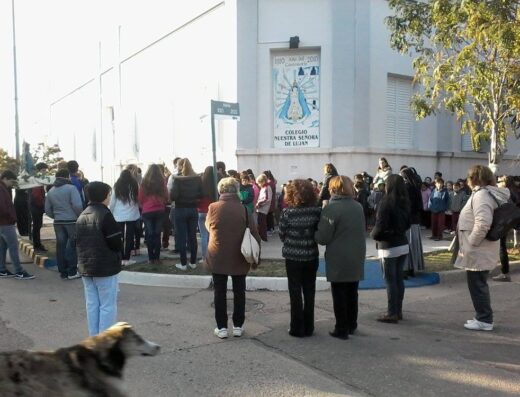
[
  {"xmin": 205, "ymin": 177, "xmax": 261, "ymax": 338},
  {"xmin": 315, "ymin": 176, "xmax": 366, "ymax": 339},
  {"xmin": 171, "ymin": 158, "xmax": 202, "ymax": 270},
  {"xmin": 455, "ymin": 165, "xmax": 510, "ymax": 331},
  {"xmin": 138, "ymin": 164, "xmax": 169, "ymax": 263}
]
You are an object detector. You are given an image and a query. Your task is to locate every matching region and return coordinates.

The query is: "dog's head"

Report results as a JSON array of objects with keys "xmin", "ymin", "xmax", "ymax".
[{"xmin": 76, "ymin": 322, "xmax": 160, "ymax": 377}]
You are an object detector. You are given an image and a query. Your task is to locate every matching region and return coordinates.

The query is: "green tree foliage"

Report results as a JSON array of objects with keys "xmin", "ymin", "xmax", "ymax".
[
  {"xmin": 0, "ymin": 148, "xmax": 19, "ymax": 173},
  {"xmin": 32, "ymin": 143, "xmax": 64, "ymax": 173},
  {"xmin": 386, "ymin": 0, "xmax": 520, "ymax": 168}
]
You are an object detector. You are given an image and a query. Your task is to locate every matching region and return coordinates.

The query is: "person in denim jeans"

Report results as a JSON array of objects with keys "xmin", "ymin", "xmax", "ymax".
[
  {"xmin": 138, "ymin": 164, "xmax": 168, "ymax": 264},
  {"xmin": 45, "ymin": 169, "xmax": 83, "ymax": 279},
  {"xmin": 0, "ymin": 170, "xmax": 35, "ymax": 280},
  {"xmin": 76, "ymin": 182, "xmax": 122, "ymax": 336},
  {"xmin": 171, "ymin": 159, "xmax": 202, "ymax": 271},
  {"xmin": 371, "ymin": 174, "xmax": 411, "ymax": 324}
]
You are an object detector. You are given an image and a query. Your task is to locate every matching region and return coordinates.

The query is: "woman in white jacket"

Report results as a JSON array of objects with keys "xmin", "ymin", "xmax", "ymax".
[
  {"xmin": 110, "ymin": 170, "xmax": 141, "ymax": 266},
  {"xmin": 455, "ymin": 165, "xmax": 510, "ymax": 331}
]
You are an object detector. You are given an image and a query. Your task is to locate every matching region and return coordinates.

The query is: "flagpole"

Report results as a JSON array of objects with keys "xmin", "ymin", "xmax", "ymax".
[{"xmin": 11, "ymin": 0, "xmax": 20, "ymax": 161}]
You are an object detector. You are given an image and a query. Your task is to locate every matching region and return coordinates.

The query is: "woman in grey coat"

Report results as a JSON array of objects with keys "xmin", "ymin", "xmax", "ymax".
[{"xmin": 315, "ymin": 176, "xmax": 366, "ymax": 340}]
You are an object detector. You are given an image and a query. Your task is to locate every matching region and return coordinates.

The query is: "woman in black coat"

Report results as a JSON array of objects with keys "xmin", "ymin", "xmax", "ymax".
[{"xmin": 370, "ymin": 174, "xmax": 411, "ymax": 323}]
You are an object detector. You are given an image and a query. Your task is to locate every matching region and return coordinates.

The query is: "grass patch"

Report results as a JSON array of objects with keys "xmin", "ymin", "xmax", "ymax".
[
  {"xmin": 424, "ymin": 248, "xmax": 520, "ymax": 272},
  {"xmin": 124, "ymin": 259, "xmax": 288, "ymax": 277}
]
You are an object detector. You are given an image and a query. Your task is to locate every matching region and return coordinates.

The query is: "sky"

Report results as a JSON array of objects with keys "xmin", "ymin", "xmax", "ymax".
[{"xmin": 1, "ymin": 0, "xmax": 113, "ymax": 158}]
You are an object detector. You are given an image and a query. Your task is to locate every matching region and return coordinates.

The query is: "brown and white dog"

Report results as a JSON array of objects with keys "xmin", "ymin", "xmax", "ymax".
[{"xmin": 0, "ymin": 322, "xmax": 160, "ymax": 397}]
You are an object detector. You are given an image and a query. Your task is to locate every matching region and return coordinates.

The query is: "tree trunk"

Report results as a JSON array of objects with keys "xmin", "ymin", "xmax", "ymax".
[{"xmin": 488, "ymin": 123, "xmax": 501, "ymax": 174}]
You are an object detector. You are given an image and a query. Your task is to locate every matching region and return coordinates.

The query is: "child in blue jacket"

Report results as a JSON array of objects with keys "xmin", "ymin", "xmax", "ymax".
[{"xmin": 428, "ymin": 178, "xmax": 450, "ymax": 240}]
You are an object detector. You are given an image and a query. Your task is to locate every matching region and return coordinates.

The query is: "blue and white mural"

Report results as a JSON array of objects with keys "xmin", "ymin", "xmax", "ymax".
[{"xmin": 273, "ymin": 52, "xmax": 320, "ymax": 148}]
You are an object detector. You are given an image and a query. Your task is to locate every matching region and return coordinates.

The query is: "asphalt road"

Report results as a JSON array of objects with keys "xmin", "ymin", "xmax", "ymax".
[{"xmin": 1, "ymin": 262, "xmax": 519, "ymax": 397}]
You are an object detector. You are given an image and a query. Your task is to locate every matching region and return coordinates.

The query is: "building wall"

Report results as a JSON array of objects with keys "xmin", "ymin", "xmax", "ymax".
[
  {"xmin": 236, "ymin": 0, "xmax": 520, "ymax": 184},
  {"xmin": 50, "ymin": 1, "xmax": 237, "ymax": 185}
]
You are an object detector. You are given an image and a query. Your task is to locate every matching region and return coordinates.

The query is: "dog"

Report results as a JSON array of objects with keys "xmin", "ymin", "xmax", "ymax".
[{"xmin": 0, "ymin": 322, "xmax": 160, "ymax": 397}]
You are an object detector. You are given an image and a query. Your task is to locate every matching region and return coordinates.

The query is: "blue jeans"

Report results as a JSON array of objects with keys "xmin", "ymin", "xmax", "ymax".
[
  {"xmin": 198, "ymin": 212, "xmax": 209, "ymax": 259},
  {"xmin": 53, "ymin": 224, "xmax": 77, "ymax": 277},
  {"xmin": 174, "ymin": 207, "xmax": 198, "ymax": 265},
  {"xmin": 382, "ymin": 254, "xmax": 408, "ymax": 316},
  {"xmin": 0, "ymin": 225, "xmax": 23, "ymax": 274},
  {"xmin": 142, "ymin": 211, "xmax": 164, "ymax": 260},
  {"xmin": 82, "ymin": 275, "xmax": 119, "ymax": 336}
]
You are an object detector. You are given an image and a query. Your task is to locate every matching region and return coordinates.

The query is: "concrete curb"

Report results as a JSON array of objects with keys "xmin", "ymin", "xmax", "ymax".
[
  {"xmin": 20, "ymin": 237, "xmax": 520, "ymax": 291},
  {"xmin": 18, "ymin": 240, "xmax": 56, "ymax": 268},
  {"xmin": 119, "ymin": 271, "xmax": 332, "ymax": 291}
]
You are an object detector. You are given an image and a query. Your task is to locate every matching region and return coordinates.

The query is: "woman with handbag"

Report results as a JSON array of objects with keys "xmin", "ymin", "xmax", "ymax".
[
  {"xmin": 205, "ymin": 177, "xmax": 261, "ymax": 339},
  {"xmin": 455, "ymin": 165, "xmax": 510, "ymax": 331},
  {"xmin": 279, "ymin": 180, "xmax": 321, "ymax": 337}
]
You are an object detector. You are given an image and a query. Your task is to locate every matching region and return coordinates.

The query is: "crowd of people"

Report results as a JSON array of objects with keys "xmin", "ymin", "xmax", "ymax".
[{"xmin": 0, "ymin": 156, "xmax": 518, "ymax": 338}]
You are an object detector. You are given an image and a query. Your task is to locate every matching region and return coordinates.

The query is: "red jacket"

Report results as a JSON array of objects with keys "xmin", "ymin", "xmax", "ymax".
[
  {"xmin": 0, "ymin": 181, "xmax": 17, "ymax": 225},
  {"xmin": 31, "ymin": 186, "xmax": 45, "ymax": 209}
]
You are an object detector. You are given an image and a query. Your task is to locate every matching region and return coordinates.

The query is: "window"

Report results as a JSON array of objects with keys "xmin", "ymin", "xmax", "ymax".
[{"xmin": 386, "ymin": 75, "xmax": 413, "ymax": 149}]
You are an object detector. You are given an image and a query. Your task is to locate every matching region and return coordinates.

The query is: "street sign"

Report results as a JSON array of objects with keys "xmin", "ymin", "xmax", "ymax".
[
  {"xmin": 210, "ymin": 100, "xmax": 240, "ymax": 200},
  {"xmin": 211, "ymin": 100, "xmax": 240, "ymax": 120}
]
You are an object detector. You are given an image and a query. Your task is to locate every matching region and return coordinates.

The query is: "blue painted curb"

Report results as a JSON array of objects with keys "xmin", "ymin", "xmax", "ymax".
[{"xmin": 318, "ymin": 258, "xmax": 439, "ymax": 290}]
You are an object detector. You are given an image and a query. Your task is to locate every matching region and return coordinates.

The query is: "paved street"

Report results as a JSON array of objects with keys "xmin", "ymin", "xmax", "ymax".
[{"xmin": 1, "ymin": 257, "xmax": 519, "ymax": 396}]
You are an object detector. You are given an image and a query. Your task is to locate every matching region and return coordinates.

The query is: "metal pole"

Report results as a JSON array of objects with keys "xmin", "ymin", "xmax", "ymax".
[
  {"xmin": 210, "ymin": 101, "xmax": 218, "ymax": 201},
  {"xmin": 11, "ymin": 0, "xmax": 20, "ymax": 161}
]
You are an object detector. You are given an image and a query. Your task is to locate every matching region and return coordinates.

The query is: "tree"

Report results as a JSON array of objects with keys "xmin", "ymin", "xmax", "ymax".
[
  {"xmin": 32, "ymin": 142, "xmax": 64, "ymax": 173},
  {"xmin": 0, "ymin": 148, "xmax": 19, "ymax": 173},
  {"xmin": 386, "ymin": 0, "xmax": 520, "ymax": 172}
]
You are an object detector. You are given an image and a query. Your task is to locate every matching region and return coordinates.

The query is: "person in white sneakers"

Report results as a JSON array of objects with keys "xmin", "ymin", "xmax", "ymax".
[
  {"xmin": 205, "ymin": 178, "xmax": 261, "ymax": 338},
  {"xmin": 455, "ymin": 165, "xmax": 510, "ymax": 331}
]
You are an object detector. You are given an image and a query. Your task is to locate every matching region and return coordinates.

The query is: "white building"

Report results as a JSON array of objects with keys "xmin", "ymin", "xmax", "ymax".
[{"xmin": 49, "ymin": 0, "xmax": 520, "ymax": 185}]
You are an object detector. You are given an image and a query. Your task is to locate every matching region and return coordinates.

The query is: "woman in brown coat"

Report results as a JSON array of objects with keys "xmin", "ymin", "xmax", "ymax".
[{"xmin": 205, "ymin": 177, "xmax": 261, "ymax": 339}]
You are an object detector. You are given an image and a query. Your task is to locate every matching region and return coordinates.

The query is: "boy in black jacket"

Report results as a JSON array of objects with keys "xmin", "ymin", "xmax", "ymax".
[{"xmin": 76, "ymin": 182, "xmax": 122, "ymax": 336}]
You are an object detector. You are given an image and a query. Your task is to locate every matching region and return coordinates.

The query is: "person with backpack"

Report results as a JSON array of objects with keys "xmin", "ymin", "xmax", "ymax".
[
  {"xmin": 455, "ymin": 165, "xmax": 510, "ymax": 331},
  {"xmin": 492, "ymin": 175, "xmax": 518, "ymax": 282}
]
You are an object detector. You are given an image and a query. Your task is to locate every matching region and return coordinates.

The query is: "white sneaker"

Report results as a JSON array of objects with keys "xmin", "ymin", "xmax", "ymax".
[
  {"xmin": 464, "ymin": 319, "xmax": 493, "ymax": 331},
  {"xmin": 67, "ymin": 272, "xmax": 81, "ymax": 280},
  {"xmin": 233, "ymin": 326, "xmax": 244, "ymax": 337},
  {"xmin": 214, "ymin": 328, "xmax": 228, "ymax": 339},
  {"xmin": 175, "ymin": 264, "xmax": 187, "ymax": 271},
  {"xmin": 121, "ymin": 260, "xmax": 128, "ymax": 266},
  {"xmin": 188, "ymin": 263, "xmax": 197, "ymax": 270}
]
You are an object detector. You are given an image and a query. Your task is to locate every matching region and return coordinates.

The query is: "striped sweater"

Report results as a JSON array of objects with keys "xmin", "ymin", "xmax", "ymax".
[{"xmin": 279, "ymin": 206, "xmax": 321, "ymax": 261}]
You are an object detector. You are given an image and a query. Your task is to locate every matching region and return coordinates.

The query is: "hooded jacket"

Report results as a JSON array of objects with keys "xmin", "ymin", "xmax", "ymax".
[
  {"xmin": 455, "ymin": 186, "xmax": 510, "ymax": 271},
  {"xmin": 44, "ymin": 177, "xmax": 83, "ymax": 224}
]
